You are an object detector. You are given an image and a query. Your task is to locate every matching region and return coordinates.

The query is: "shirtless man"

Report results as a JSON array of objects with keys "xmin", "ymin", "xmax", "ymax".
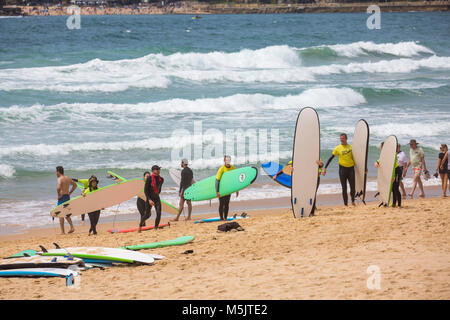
[{"xmin": 56, "ymin": 166, "xmax": 77, "ymax": 234}]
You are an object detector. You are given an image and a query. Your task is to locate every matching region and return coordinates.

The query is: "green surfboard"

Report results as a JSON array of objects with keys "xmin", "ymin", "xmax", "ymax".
[
  {"xmin": 183, "ymin": 166, "xmax": 258, "ymax": 201},
  {"xmin": 120, "ymin": 236, "xmax": 195, "ymax": 251}
]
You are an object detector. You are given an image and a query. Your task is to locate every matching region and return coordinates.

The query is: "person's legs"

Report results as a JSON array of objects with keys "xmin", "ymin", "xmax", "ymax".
[
  {"xmin": 65, "ymin": 216, "xmax": 74, "ymax": 233},
  {"xmin": 154, "ymin": 200, "xmax": 162, "ymax": 229},
  {"xmin": 339, "ymin": 166, "xmax": 349, "ymax": 206},
  {"xmin": 348, "ymin": 167, "xmax": 356, "ymax": 205},
  {"xmin": 417, "ymin": 176, "xmax": 425, "ymax": 197},
  {"xmin": 173, "ymin": 197, "xmax": 185, "ymax": 221},
  {"xmin": 59, "ymin": 217, "xmax": 65, "ymax": 234},
  {"xmin": 222, "ymin": 195, "xmax": 231, "ymax": 220},
  {"xmin": 186, "ymin": 200, "xmax": 192, "ymax": 220},
  {"xmin": 218, "ymin": 197, "xmax": 225, "ymax": 220},
  {"xmin": 441, "ymin": 172, "xmax": 448, "ymax": 197}
]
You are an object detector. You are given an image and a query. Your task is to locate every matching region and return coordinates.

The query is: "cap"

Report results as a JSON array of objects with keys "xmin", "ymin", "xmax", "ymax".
[
  {"xmin": 151, "ymin": 165, "xmax": 161, "ymax": 171},
  {"xmin": 181, "ymin": 158, "xmax": 188, "ymax": 165},
  {"xmin": 409, "ymin": 139, "xmax": 419, "ymax": 145}
]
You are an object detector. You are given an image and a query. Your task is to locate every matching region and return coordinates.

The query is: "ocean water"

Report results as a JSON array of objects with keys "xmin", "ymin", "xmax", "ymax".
[{"xmin": 0, "ymin": 13, "xmax": 449, "ymax": 232}]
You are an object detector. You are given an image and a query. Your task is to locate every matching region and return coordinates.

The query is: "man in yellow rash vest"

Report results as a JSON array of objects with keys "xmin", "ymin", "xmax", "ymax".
[
  {"xmin": 322, "ymin": 133, "xmax": 356, "ymax": 206},
  {"xmin": 215, "ymin": 155, "xmax": 238, "ymax": 221}
]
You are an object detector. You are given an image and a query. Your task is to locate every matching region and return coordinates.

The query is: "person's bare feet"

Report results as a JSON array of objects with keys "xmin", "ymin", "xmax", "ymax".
[
  {"xmin": 138, "ymin": 226, "xmax": 142, "ymax": 233},
  {"xmin": 170, "ymin": 218, "xmax": 179, "ymax": 222},
  {"xmin": 408, "ymin": 193, "xmax": 413, "ymax": 198},
  {"xmin": 68, "ymin": 228, "xmax": 74, "ymax": 234},
  {"xmin": 419, "ymin": 193, "xmax": 425, "ymax": 198}
]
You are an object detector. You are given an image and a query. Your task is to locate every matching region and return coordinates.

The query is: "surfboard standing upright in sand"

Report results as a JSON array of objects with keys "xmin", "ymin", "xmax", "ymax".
[
  {"xmin": 377, "ymin": 135, "xmax": 398, "ymax": 207},
  {"xmin": 291, "ymin": 107, "xmax": 320, "ymax": 218},
  {"xmin": 353, "ymin": 119, "xmax": 370, "ymax": 204}
]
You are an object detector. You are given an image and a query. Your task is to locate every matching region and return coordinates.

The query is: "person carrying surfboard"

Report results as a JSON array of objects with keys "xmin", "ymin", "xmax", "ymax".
[
  {"xmin": 396, "ymin": 144, "xmax": 408, "ymax": 199},
  {"xmin": 81, "ymin": 175, "xmax": 101, "ymax": 235},
  {"xmin": 375, "ymin": 142, "xmax": 402, "ymax": 207},
  {"xmin": 216, "ymin": 155, "xmax": 238, "ymax": 221},
  {"xmin": 273, "ymin": 160, "xmax": 292, "ymax": 180},
  {"xmin": 172, "ymin": 159, "xmax": 193, "ymax": 222},
  {"xmin": 55, "ymin": 166, "xmax": 77, "ymax": 235},
  {"xmin": 72, "ymin": 176, "xmax": 94, "ymax": 225},
  {"xmin": 322, "ymin": 133, "xmax": 356, "ymax": 206},
  {"xmin": 403, "ymin": 139, "xmax": 428, "ymax": 198},
  {"xmin": 142, "ymin": 165, "xmax": 164, "ymax": 232}
]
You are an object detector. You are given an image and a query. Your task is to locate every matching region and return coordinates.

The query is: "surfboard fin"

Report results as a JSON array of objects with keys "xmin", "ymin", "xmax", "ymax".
[
  {"xmin": 23, "ymin": 253, "xmax": 31, "ymax": 257},
  {"xmin": 53, "ymin": 242, "xmax": 61, "ymax": 249},
  {"xmin": 374, "ymin": 192, "xmax": 380, "ymax": 198},
  {"xmin": 39, "ymin": 245, "xmax": 48, "ymax": 253}
]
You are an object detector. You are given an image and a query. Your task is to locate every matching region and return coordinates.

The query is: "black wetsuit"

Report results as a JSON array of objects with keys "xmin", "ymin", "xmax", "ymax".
[
  {"xmin": 391, "ymin": 166, "xmax": 402, "ymax": 207},
  {"xmin": 144, "ymin": 175, "xmax": 164, "ymax": 228},
  {"xmin": 179, "ymin": 167, "xmax": 193, "ymax": 197},
  {"xmin": 137, "ymin": 197, "xmax": 150, "ymax": 227},
  {"xmin": 85, "ymin": 186, "xmax": 100, "ymax": 235},
  {"xmin": 325, "ymin": 155, "xmax": 355, "ymax": 206}
]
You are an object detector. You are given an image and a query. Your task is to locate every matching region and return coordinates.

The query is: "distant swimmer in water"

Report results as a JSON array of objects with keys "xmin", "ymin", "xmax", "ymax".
[
  {"xmin": 322, "ymin": 133, "xmax": 356, "ymax": 206},
  {"xmin": 55, "ymin": 166, "xmax": 77, "ymax": 235}
]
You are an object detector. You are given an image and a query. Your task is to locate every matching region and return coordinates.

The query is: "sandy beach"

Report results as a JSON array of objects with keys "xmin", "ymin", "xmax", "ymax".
[{"xmin": 0, "ymin": 189, "xmax": 448, "ymax": 300}]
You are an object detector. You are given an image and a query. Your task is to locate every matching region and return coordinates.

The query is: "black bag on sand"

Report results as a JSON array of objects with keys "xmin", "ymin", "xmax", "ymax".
[{"xmin": 218, "ymin": 222, "xmax": 244, "ymax": 232}]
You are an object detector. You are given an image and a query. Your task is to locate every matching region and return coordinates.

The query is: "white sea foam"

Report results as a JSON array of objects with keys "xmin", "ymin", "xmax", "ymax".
[
  {"xmin": 0, "ymin": 88, "xmax": 366, "ymax": 124},
  {"xmin": 323, "ymin": 41, "xmax": 435, "ymax": 58},
  {"xmin": 0, "ymin": 43, "xmax": 443, "ymax": 92},
  {"xmin": 0, "ymin": 164, "xmax": 15, "ymax": 178}
]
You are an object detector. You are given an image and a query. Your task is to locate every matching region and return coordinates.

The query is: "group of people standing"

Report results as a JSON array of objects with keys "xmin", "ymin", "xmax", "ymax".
[{"xmin": 54, "ymin": 155, "xmax": 240, "ymax": 235}]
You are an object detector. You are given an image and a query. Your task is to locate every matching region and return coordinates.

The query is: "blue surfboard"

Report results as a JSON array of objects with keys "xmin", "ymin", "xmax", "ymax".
[{"xmin": 261, "ymin": 162, "xmax": 291, "ymax": 188}]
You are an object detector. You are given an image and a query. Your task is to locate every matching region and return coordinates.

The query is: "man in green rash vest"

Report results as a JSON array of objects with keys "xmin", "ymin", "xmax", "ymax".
[{"xmin": 215, "ymin": 155, "xmax": 238, "ymax": 221}]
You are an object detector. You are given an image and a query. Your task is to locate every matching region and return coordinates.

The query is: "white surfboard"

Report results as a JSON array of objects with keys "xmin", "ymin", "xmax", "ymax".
[
  {"xmin": 40, "ymin": 247, "xmax": 158, "ymax": 264},
  {"xmin": 377, "ymin": 135, "xmax": 398, "ymax": 206},
  {"xmin": 353, "ymin": 119, "xmax": 369, "ymax": 203},
  {"xmin": 291, "ymin": 107, "xmax": 320, "ymax": 218},
  {"xmin": 0, "ymin": 268, "xmax": 79, "ymax": 278},
  {"xmin": 169, "ymin": 169, "xmax": 182, "ymax": 186},
  {"xmin": 51, "ymin": 179, "xmax": 144, "ymax": 218},
  {"xmin": 0, "ymin": 256, "xmax": 84, "ymax": 270}
]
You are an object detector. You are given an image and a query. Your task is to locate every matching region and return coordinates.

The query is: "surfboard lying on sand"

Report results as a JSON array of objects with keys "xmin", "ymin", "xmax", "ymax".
[
  {"xmin": 261, "ymin": 162, "xmax": 291, "ymax": 188},
  {"xmin": 194, "ymin": 213, "xmax": 248, "ymax": 224},
  {"xmin": 0, "ymin": 268, "xmax": 79, "ymax": 278},
  {"xmin": 40, "ymin": 247, "xmax": 157, "ymax": 264},
  {"xmin": 377, "ymin": 135, "xmax": 398, "ymax": 207},
  {"xmin": 353, "ymin": 119, "xmax": 369, "ymax": 203},
  {"xmin": 50, "ymin": 179, "xmax": 143, "ymax": 218},
  {"xmin": 107, "ymin": 223, "xmax": 169, "ymax": 234},
  {"xmin": 291, "ymin": 107, "xmax": 320, "ymax": 218},
  {"xmin": 108, "ymin": 171, "xmax": 179, "ymax": 215},
  {"xmin": 0, "ymin": 256, "xmax": 84, "ymax": 270},
  {"xmin": 183, "ymin": 166, "xmax": 258, "ymax": 201},
  {"xmin": 120, "ymin": 236, "xmax": 195, "ymax": 251}
]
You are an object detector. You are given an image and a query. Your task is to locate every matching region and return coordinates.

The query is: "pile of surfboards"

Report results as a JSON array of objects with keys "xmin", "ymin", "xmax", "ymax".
[{"xmin": 0, "ymin": 236, "xmax": 195, "ymax": 283}]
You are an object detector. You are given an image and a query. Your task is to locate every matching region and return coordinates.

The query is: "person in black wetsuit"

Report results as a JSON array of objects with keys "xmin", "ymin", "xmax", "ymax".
[
  {"xmin": 322, "ymin": 133, "xmax": 356, "ymax": 206},
  {"xmin": 172, "ymin": 159, "xmax": 194, "ymax": 221},
  {"xmin": 81, "ymin": 175, "xmax": 101, "ymax": 235},
  {"xmin": 141, "ymin": 165, "xmax": 164, "ymax": 232},
  {"xmin": 137, "ymin": 171, "xmax": 151, "ymax": 227}
]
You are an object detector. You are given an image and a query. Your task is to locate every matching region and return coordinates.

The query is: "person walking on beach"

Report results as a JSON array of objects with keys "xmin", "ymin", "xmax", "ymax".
[
  {"xmin": 322, "ymin": 133, "xmax": 356, "ymax": 206},
  {"xmin": 137, "ymin": 171, "xmax": 151, "ymax": 228},
  {"xmin": 142, "ymin": 165, "xmax": 164, "ymax": 232},
  {"xmin": 396, "ymin": 144, "xmax": 408, "ymax": 199},
  {"xmin": 72, "ymin": 177, "xmax": 91, "ymax": 225},
  {"xmin": 82, "ymin": 175, "xmax": 101, "ymax": 235},
  {"xmin": 216, "ymin": 155, "xmax": 238, "ymax": 220},
  {"xmin": 435, "ymin": 144, "xmax": 448, "ymax": 197},
  {"xmin": 172, "ymin": 159, "xmax": 194, "ymax": 222},
  {"xmin": 55, "ymin": 166, "xmax": 77, "ymax": 234},
  {"xmin": 403, "ymin": 139, "xmax": 428, "ymax": 198}
]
